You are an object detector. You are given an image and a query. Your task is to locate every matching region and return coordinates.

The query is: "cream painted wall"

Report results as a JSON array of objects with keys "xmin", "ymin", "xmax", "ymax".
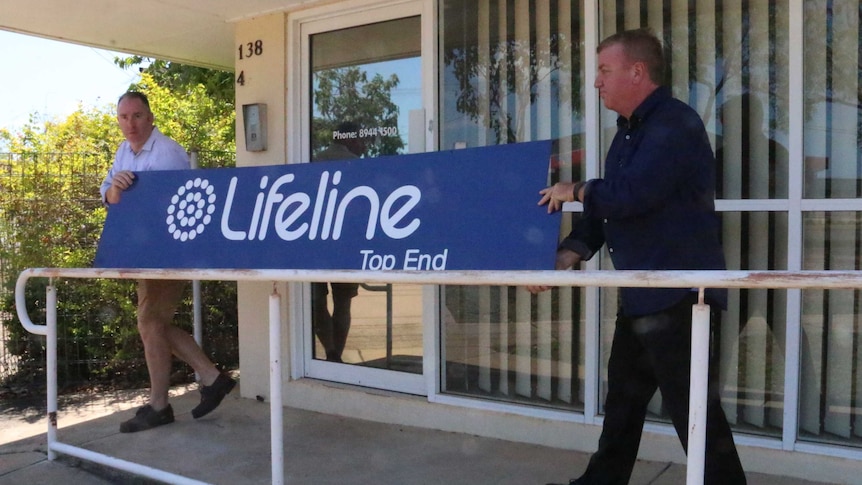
[{"xmin": 234, "ymin": 13, "xmax": 292, "ymax": 401}]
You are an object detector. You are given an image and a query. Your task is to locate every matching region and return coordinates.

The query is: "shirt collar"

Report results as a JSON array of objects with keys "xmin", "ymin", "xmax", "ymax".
[{"xmin": 616, "ymin": 86, "xmax": 671, "ymax": 130}]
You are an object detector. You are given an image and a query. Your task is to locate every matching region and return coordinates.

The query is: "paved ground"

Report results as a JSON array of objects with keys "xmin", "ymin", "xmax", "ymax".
[{"xmin": 0, "ymin": 378, "xmax": 840, "ymax": 485}]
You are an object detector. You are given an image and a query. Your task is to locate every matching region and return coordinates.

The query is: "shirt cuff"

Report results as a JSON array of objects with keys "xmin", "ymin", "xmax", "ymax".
[
  {"xmin": 572, "ymin": 180, "xmax": 592, "ymax": 203},
  {"xmin": 558, "ymin": 238, "xmax": 595, "ymax": 261}
]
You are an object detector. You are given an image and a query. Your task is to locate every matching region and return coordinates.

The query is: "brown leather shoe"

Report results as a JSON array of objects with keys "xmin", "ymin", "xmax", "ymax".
[
  {"xmin": 192, "ymin": 372, "xmax": 236, "ymax": 419},
  {"xmin": 119, "ymin": 404, "xmax": 174, "ymax": 433}
]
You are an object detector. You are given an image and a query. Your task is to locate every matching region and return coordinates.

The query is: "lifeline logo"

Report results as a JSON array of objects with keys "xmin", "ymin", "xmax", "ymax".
[
  {"xmin": 217, "ymin": 171, "xmax": 421, "ymax": 242},
  {"xmin": 166, "ymin": 178, "xmax": 217, "ymax": 241},
  {"xmin": 95, "ymin": 141, "xmax": 560, "ymax": 271}
]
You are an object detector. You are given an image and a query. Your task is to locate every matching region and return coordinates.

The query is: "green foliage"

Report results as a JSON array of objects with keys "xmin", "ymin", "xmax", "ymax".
[
  {"xmin": 442, "ymin": 32, "xmax": 580, "ymax": 144},
  {"xmin": 129, "ymin": 73, "xmax": 236, "ymax": 152},
  {"xmin": 2, "ymin": 106, "xmax": 121, "ymax": 155},
  {"xmin": 115, "ymin": 56, "xmax": 235, "ymax": 105},
  {"xmin": 1, "ymin": 65, "xmax": 237, "ymax": 393}
]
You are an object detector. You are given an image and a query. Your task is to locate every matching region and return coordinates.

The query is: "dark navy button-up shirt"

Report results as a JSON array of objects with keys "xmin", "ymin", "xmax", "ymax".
[{"xmin": 560, "ymin": 86, "xmax": 727, "ymax": 317}]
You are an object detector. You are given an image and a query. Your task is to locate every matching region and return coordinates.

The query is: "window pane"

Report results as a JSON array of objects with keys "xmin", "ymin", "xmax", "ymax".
[
  {"xmin": 803, "ymin": 0, "xmax": 862, "ymax": 198},
  {"xmin": 309, "ymin": 18, "xmax": 423, "ymax": 372},
  {"xmin": 801, "ymin": 212, "xmax": 862, "ymax": 447},
  {"xmin": 599, "ymin": 2, "xmax": 790, "ymax": 433},
  {"xmin": 311, "ymin": 17, "xmax": 421, "ymax": 159},
  {"xmin": 442, "ymin": 281, "xmax": 585, "ymax": 410},
  {"xmin": 720, "ymin": 211, "xmax": 788, "ymax": 438},
  {"xmin": 439, "ymin": 0, "xmax": 585, "ymax": 166},
  {"xmin": 438, "ymin": 1, "xmax": 586, "ymax": 408}
]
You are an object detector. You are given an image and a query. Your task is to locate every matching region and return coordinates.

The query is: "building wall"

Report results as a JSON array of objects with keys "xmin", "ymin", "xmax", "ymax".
[
  {"xmin": 234, "ymin": 13, "xmax": 292, "ymax": 401},
  {"xmin": 229, "ymin": 2, "xmax": 862, "ymax": 482}
]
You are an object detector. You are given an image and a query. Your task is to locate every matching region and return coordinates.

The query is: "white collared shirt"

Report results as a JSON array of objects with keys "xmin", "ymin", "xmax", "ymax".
[{"xmin": 99, "ymin": 127, "xmax": 189, "ymax": 203}]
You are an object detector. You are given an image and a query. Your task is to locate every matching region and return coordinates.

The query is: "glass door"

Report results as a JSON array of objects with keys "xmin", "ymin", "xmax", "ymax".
[{"xmin": 298, "ymin": 2, "xmax": 430, "ymax": 394}]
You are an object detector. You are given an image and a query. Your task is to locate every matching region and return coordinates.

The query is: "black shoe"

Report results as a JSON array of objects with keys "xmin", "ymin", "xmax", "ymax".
[
  {"xmin": 192, "ymin": 372, "xmax": 236, "ymax": 419},
  {"xmin": 120, "ymin": 404, "xmax": 174, "ymax": 433}
]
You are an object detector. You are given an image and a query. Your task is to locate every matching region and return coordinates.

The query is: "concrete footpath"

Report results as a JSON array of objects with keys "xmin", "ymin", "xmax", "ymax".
[{"xmin": 0, "ymin": 378, "xmax": 836, "ymax": 485}]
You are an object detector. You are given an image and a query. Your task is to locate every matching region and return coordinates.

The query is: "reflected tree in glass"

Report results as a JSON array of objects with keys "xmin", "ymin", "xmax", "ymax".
[{"xmin": 312, "ymin": 66, "xmax": 404, "ymax": 158}]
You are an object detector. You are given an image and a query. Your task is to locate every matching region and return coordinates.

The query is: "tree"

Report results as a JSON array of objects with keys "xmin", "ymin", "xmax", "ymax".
[
  {"xmin": 1, "ymin": 68, "xmax": 238, "ymax": 393},
  {"xmin": 114, "ymin": 56, "xmax": 237, "ymax": 152},
  {"xmin": 0, "ymin": 107, "xmax": 134, "ymax": 387},
  {"xmin": 442, "ymin": 32, "xmax": 578, "ymax": 145},
  {"xmin": 114, "ymin": 56, "xmax": 235, "ymax": 105}
]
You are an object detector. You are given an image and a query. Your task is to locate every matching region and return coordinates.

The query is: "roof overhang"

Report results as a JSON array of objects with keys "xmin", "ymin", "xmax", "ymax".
[{"xmin": 0, "ymin": 0, "xmax": 315, "ymax": 71}]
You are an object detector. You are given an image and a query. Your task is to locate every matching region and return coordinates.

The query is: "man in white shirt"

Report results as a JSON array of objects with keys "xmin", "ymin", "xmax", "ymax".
[{"xmin": 101, "ymin": 91, "xmax": 236, "ymax": 433}]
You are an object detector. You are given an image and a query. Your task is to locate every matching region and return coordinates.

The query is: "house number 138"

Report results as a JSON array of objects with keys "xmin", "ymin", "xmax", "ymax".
[{"xmin": 238, "ymin": 40, "xmax": 263, "ymax": 60}]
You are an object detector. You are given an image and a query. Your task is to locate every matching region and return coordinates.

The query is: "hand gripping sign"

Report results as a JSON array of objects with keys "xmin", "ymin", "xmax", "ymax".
[{"xmin": 95, "ymin": 141, "xmax": 561, "ymax": 271}]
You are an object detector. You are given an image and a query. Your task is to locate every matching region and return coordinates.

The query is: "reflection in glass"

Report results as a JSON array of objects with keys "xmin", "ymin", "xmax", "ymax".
[
  {"xmin": 599, "ymin": 2, "xmax": 791, "ymax": 199},
  {"xmin": 438, "ymin": 0, "xmax": 585, "ymax": 408},
  {"xmin": 716, "ymin": 93, "xmax": 789, "ymax": 199},
  {"xmin": 312, "ymin": 283, "xmax": 424, "ymax": 373},
  {"xmin": 718, "ymin": 211, "xmax": 788, "ymax": 437},
  {"xmin": 803, "ymin": 1, "xmax": 862, "ymax": 198},
  {"xmin": 440, "ymin": 0, "xmax": 584, "ymax": 162},
  {"xmin": 311, "ymin": 17, "xmax": 421, "ymax": 160},
  {"xmin": 308, "ymin": 17, "xmax": 423, "ymax": 373},
  {"xmin": 442, "ymin": 260, "xmax": 585, "ymax": 411},
  {"xmin": 802, "ymin": 212, "xmax": 862, "ymax": 447}
]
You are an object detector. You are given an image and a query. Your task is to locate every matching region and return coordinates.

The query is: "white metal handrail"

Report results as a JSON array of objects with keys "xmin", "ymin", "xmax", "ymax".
[{"xmin": 16, "ymin": 268, "xmax": 862, "ymax": 485}]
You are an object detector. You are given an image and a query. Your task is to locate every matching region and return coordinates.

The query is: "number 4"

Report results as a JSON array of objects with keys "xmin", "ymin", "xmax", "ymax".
[{"xmin": 236, "ymin": 71, "xmax": 245, "ymax": 86}]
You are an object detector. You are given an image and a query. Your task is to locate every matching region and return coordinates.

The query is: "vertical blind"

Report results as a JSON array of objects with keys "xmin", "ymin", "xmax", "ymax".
[
  {"xmin": 440, "ymin": 0, "xmax": 584, "ymax": 409},
  {"xmin": 800, "ymin": 0, "xmax": 862, "ymax": 444},
  {"xmin": 597, "ymin": 0, "xmax": 791, "ymax": 434}
]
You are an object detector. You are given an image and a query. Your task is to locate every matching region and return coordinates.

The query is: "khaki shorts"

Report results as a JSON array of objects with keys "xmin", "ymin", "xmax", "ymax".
[{"xmin": 136, "ymin": 279, "xmax": 187, "ymax": 323}]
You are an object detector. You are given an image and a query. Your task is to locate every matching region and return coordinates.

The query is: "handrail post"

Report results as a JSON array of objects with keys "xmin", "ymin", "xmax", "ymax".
[
  {"xmin": 385, "ymin": 284, "xmax": 393, "ymax": 366},
  {"xmin": 193, "ymin": 281, "xmax": 202, "ymax": 381},
  {"xmin": 16, "ymin": 271, "xmax": 46, "ymax": 336},
  {"xmin": 686, "ymin": 288, "xmax": 710, "ymax": 485},
  {"xmin": 15, "ymin": 268, "xmax": 862, "ymax": 484},
  {"xmin": 190, "ymin": 150, "xmax": 203, "ymax": 381},
  {"xmin": 46, "ymin": 283, "xmax": 58, "ymax": 461},
  {"xmin": 269, "ymin": 285, "xmax": 284, "ymax": 485}
]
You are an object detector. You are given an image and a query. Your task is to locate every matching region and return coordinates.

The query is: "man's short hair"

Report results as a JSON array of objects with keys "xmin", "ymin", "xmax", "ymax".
[
  {"xmin": 118, "ymin": 91, "xmax": 151, "ymax": 111},
  {"xmin": 598, "ymin": 28, "xmax": 666, "ymax": 85}
]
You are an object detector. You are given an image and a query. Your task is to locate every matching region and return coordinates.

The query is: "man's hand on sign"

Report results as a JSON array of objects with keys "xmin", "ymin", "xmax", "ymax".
[
  {"xmin": 106, "ymin": 170, "xmax": 136, "ymax": 205},
  {"xmin": 538, "ymin": 181, "xmax": 580, "ymax": 213}
]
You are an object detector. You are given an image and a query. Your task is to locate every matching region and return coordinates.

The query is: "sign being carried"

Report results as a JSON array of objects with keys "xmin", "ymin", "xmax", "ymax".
[{"xmin": 95, "ymin": 141, "xmax": 560, "ymax": 271}]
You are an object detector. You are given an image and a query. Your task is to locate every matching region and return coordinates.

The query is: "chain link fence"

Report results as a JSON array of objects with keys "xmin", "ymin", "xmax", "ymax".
[{"xmin": 0, "ymin": 150, "xmax": 238, "ymax": 405}]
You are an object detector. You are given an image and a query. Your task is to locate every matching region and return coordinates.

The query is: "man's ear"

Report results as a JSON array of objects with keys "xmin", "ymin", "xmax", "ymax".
[{"xmin": 631, "ymin": 61, "xmax": 647, "ymax": 83}]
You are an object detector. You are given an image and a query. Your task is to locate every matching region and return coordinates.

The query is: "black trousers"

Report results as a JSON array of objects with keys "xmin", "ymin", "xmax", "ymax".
[{"xmin": 578, "ymin": 294, "xmax": 746, "ymax": 485}]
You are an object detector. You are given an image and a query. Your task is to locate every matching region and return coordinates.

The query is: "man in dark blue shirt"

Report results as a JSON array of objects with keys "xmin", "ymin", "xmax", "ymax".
[{"xmin": 534, "ymin": 29, "xmax": 746, "ymax": 485}]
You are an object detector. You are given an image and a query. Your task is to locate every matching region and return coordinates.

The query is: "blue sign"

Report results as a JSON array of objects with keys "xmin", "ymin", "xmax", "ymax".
[{"xmin": 95, "ymin": 141, "xmax": 560, "ymax": 270}]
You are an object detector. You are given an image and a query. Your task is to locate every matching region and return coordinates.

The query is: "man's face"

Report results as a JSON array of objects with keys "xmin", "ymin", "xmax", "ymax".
[
  {"xmin": 117, "ymin": 97, "xmax": 155, "ymax": 149},
  {"xmin": 594, "ymin": 43, "xmax": 637, "ymax": 117}
]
